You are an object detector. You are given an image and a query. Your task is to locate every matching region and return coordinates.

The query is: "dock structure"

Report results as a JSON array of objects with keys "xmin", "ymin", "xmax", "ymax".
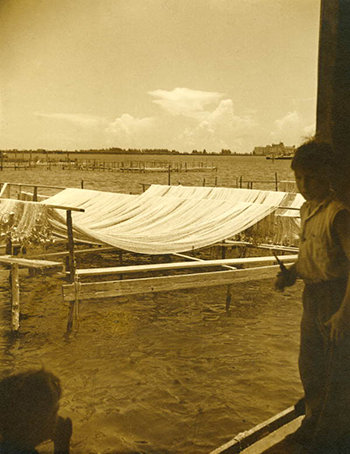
[
  {"xmin": 0, "ymin": 154, "xmax": 218, "ymax": 174},
  {"xmin": 0, "ymin": 182, "xmax": 302, "ymax": 333}
]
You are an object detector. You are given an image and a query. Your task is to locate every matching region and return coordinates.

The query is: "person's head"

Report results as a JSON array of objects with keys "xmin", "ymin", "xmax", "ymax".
[
  {"xmin": 0, "ymin": 369, "xmax": 61, "ymax": 448},
  {"xmin": 291, "ymin": 140, "xmax": 335, "ymax": 201}
]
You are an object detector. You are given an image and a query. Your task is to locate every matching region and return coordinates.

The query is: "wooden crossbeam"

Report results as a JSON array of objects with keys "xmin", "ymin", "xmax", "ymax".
[
  {"xmin": 0, "ymin": 197, "xmax": 85, "ymax": 213},
  {"xmin": 0, "ymin": 256, "xmax": 63, "ymax": 270},
  {"xmin": 172, "ymin": 252, "xmax": 237, "ymax": 271},
  {"xmin": 63, "ymin": 264, "xmax": 285, "ymax": 301},
  {"xmin": 74, "ymin": 255, "xmax": 297, "ymax": 277}
]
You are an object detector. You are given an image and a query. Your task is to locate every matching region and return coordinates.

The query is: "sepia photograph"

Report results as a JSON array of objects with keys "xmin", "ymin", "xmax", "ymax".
[{"xmin": 1, "ymin": 0, "xmax": 350, "ymax": 453}]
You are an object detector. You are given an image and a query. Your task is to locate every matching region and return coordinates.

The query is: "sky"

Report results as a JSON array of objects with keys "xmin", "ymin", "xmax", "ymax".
[{"xmin": 0, "ymin": 0, "xmax": 320, "ymax": 153}]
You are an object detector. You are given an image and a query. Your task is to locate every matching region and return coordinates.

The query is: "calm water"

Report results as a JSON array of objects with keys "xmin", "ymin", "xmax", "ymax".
[{"xmin": 0, "ymin": 156, "xmax": 303, "ymax": 454}]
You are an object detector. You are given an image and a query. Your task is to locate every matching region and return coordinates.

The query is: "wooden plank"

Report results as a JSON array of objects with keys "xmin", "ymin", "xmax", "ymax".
[
  {"xmin": 209, "ymin": 406, "xmax": 301, "ymax": 454},
  {"xmin": 75, "ymin": 255, "xmax": 297, "ymax": 277},
  {"xmin": 63, "ymin": 264, "xmax": 283, "ymax": 301},
  {"xmin": 0, "ymin": 256, "xmax": 63, "ymax": 269},
  {"xmin": 212, "ymin": 417, "xmax": 303, "ymax": 454},
  {"xmin": 0, "ymin": 182, "xmax": 66, "ymax": 190},
  {"xmin": 11, "ymin": 264, "xmax": 20, "ymax": 331},
  {"xmin": 173, "ymin": 252, "xmax": 237, "ymax": 271},
  {"xmin": 32, "ymin": 246, "xmax": 119, "ymax": 259},
  {"xmin": 42, "ymin": 202, "xmax": 85, "ymax": 213},
  {"xmin": 241, "ymin": 417, "xmax": 302, "ymax": 454},
  {"xmin": 0, "ymin": 197, "xmax": 85, "ymax": 212},
  {"xmin": 0, "ymin": 183, "xmax": 9, "ymax": 198}
]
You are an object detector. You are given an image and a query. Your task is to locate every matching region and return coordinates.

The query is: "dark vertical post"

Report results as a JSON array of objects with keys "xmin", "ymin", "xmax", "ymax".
[
  {"xmin": 168, "ymin": 165, "xmax": 171, "ymax": 185},
  {"xmin": 316, "ymin": 0, "xmax": 350, "ymax": 193},
  {"xmin": 66, "ymin": 210, "xmax": 76, "ymax": 333},
  {"xmin": 275, "ymin": 172, "xmax": 278, "ymax": 191},
  {"xmin": 11, "ymin": 264, "xmax": 20, "ymax": 332},
  {"xmin": 33, "ymin": 186, "xmax": 38, "ymax": 202},
  {"xmin": 66, "ymin": 210, "xmax": 75, "ymax": 283}
]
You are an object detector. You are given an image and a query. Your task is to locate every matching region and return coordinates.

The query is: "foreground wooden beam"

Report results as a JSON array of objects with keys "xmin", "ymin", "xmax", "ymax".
[
  {"xmin": 209, "ymin": 406, "xmax": 303, "ymax": 454},
  {"xmin": 74, "ymin": 255, "xmax": 297, "ymax": 277},
  {"xmin": 63, "ymin": 264, "xmax": 284, "ymax": 301}
]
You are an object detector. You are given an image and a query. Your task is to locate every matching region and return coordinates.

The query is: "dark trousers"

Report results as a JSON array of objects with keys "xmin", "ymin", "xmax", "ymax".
[{"xmin": 299, "ymin": 279, "xmax": 350, "ymax": 452}]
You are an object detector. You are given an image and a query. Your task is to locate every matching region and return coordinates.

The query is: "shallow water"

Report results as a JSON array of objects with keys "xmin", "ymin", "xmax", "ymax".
[{"xmin": 0, "ymin": 156, "xmax": 303, "ymax": 453}]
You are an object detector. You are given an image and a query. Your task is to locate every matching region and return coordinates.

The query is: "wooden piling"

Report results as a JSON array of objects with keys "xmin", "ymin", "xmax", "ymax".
[
  {"xmin": 275, "ymin": 173, "xmax": 278, "ymax": 191},
  {"xmin": 11, "ymin": 264, "xmax": 20, "ymax": 331},
  {"xmin": 66, "ymin": 210, "xmax": 76, "ymax": 283},
  {"xmin": 66, "ymin": 210, "xmax": 76, "ymax": 333},
  {"xmin": 33, "ymin": 186, "xmax": 38, "ymax": 202},
  {"xmin": 225, "ymin": 285, "xmax": 232, "ymax": 312}
]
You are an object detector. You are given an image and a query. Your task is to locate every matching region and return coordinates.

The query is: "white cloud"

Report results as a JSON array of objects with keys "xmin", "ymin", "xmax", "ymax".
[
  {"xmin": 270, "ymin": 111, "xmax": 314, "ymax": 147},
  {"xmin": 105, "ymin": 114, "xmax": 156, "ymax": 148},
  {"xmin": 106, "ymin": 114, "xmax": 154, "ymax": 136},
  {"xmin": 179, "ymin": 99, "xmax": 257, "ymax": 152},
  {"xmin": 302, "ymin": 122, "xmax": 316, "ymax": 139},
  {"xmin": 274, "ymin": 111, "xmax": 300, "ymax": 131},
  {"xmin": 149, "ymin": 87, "xmax": 223, "ymax": 119}
]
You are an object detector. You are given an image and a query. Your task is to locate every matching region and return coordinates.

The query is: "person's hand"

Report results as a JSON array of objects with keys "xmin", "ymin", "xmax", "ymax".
[
  {"xmin": 274, "ymin": 268, "xmax": 296, "ymax": 292},
  {"xmin": 325, "ymin": 309, "xmax": 350, "ymax": 344},
  {"xmin": 53, "ymin": 416, "xmax": 73, "ymax": 454}
]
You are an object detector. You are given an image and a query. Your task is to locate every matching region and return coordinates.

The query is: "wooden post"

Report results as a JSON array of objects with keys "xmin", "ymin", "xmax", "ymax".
[
  {"xmin": 221, "ymin": 241, "xmax": 226, "ymax": 259},
  {"xmin": 66, "ymin": 210, "xmax": 76, "ymax": 333},
  {"xmin": 33, "ymin": 186, "xmax": 38, "ymax": 202},
  {"xmin": 66, "ymin": 210, "xmax": 75, "ymax": 283},
  {"xmin": 168, "ymin": 165, "xmax": 171, "ymax": 185},
  {"xmin": 239, "ymin": 176, "xmax": 243, "ymax": 188},
  {"xmin": 81, "ymin": 179, "xmax": 84, "ymax": 189},
  {"xmin": 6, "ymin": 235, "xmax": 12, "ymax": 255},
  {"xmin": 203, "ymin": 178, "xmax": 206, "ymax": 187},
  {"xmin": 11, "ymin": 264, "xmax": 20, "ymax": 331},
  {"xmin": 225, "ymin": 285, "xmax": 232, "ymax": 313},
  {"xmin": 0, "ymin": 151, "xmax": 3, "ymax": 171},
  {"xmin": 275, "ymin": 172, "xmax": 278, "ymax": 191}
]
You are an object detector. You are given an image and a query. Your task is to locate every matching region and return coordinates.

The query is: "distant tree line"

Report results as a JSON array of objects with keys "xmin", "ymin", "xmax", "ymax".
[{"xmin": 0, "ymin": 147, "xmax": 252, "ymax": 156}]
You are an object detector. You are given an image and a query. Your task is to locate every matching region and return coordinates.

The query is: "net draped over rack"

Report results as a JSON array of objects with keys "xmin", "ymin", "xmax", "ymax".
[
  {"xmin": 0, "ymin": 185, "xmax": 304, "ymax": 253},
  {"xmin": 0, "ymin": 199, "xmax": 54, "ymax": 246},
  {"xmin": 41, "ymin": 185, "xmax": 303, "ymax": 253}
]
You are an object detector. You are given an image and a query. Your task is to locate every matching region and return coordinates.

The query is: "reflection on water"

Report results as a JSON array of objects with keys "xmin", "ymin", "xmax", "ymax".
[{"xmin": 0, "ymin": 271, "xmax": 303, "ymax": 454}]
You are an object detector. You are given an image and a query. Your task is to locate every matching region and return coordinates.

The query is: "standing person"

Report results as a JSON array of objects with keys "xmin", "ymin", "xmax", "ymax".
[
  {"xmin": 0, "ymin": 369, "xmax": 72, "ymax": 454},
  {"xmin": 275, "ymin": 140, "xmax": 350, "ymax": 453}
]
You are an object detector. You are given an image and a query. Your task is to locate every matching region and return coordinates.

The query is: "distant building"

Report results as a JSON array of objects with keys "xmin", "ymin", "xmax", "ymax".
[{"xmin": 252, "ymin": 142, "xmax": 295, "ymax": 157}]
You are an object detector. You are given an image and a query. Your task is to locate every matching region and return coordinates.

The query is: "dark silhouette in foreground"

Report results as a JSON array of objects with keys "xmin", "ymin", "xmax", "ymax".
[
  {"xmin": 0, "ymin": 369, "xmax": 72, "ymax": 454},
  {"xmin": 274, "ymin": 141, "xmax": 350, "ymax": 453}
]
